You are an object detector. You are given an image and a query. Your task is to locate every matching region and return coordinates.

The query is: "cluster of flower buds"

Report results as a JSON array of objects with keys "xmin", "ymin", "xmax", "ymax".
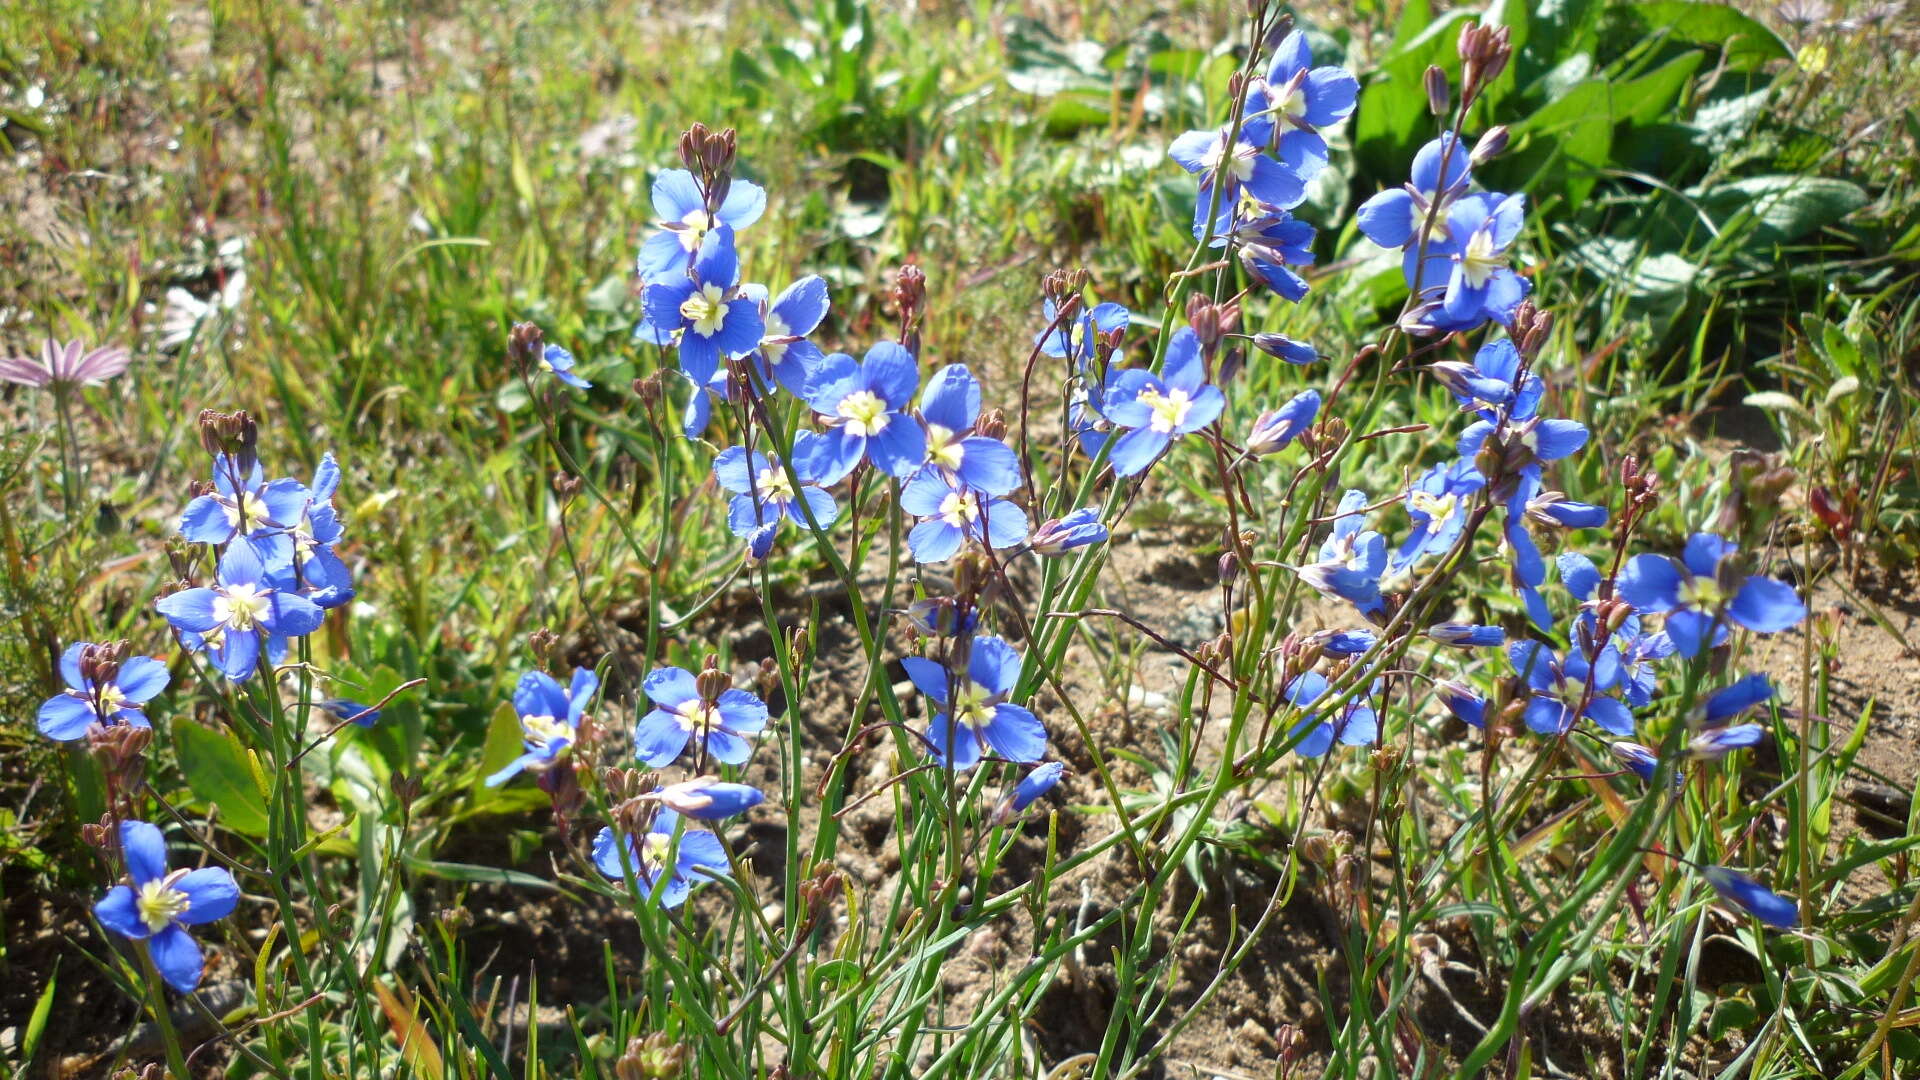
[
  {"xmin": 507, "ymin": 321, "xmax": 545, "ymax": 373},
  {"xmin": 1457, "ymin": 21, "xmax": 1513, "ymax": 109},
  {"xmin": 677, "ymin": 122, "xmax": 738, "ymax": 211},
  {"xmin": 615, "ymin": 1032, "xmax": 687, "ymax": 1080},
  {"xmin": 893, "ymin": 264, "xmax": 927, "ymax": 355},
  {"xmin": 196, "ymin": 409, "xmax": 258, "ymax": 473},
  {"xmin": 89, "ymin": 722, "xmax": 153, "ymax": 799}
]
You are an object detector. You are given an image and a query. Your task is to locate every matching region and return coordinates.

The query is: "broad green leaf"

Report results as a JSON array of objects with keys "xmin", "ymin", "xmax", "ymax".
[
  {"xmin": 1606, "ymin": 2, "xmax": 1790, "ymax": 73},
  {"xmin": 173, "ymin": 718, "xmax": 273, "ymax": 836},
  {"xmin": 475, "ymin": 699, "xmax": 525, "ymax": 795},
  {"xmin": 406, "ymin": 858, "xmax": 555, "ymax": 890},
  {"xmin": 1700, "ymin": 175, "xmax": 1869, "ymax": 246},
  {"xmin": 1612, "ymin": 50, "xmax": 1703, "ymax": 126}
]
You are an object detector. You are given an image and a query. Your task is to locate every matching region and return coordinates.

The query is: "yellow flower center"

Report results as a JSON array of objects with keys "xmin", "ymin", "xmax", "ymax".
[
  {"xmin": 1137, "ymin": 385, "xmax": 1194, "ymax": 433},
  {"xmin": 92, "ymin": 684, "xmax": 129, "ymax": 716},
  {"xmin": 837, "ymin": 390, "xmax": 891, "ymax": 437},
  {"xmin": 679, "ymin": 284, "xmax": 729, "ymax": 337},
  {"xmin": 951, "ymin": 681, "xmax": 994, "ymax": 730},
  {"xmin": 938, "ymin": 490, "xmax": 980, "ymax": 528},
  {"xmin": 676, "ymin": 209, "xmax": 712, "ymax": 253},
  {"xmin": 926, "ymin": 425, "xmax": 965, "ymax": 470},
  {"xmin": 673, "ymin": 700, "xmax": 720, "ymax": 735},
  {"xmin": 521, "ymin": 713, "xmax": 571, "ymax": 751},
  {"xmin": 1678, "ymin": 575, "xmax": 1725, "ymax": 609},
  {"xmin": 1459, "ymin": 227, "xmax": 1505, "ymax": 289},
  {"xmin": 222, "ymin": 492, "xmax": 270, "ymax": 534},
  {"xmin": 1409, "ymin": 490, "xmax": 1460, "ymax": 533},
  {"xmin": 213, "ymin": 583, "xmax": 273, "ymax": 631},
  {"xmin": 760, "ymin": 312, "xmax": 791, "ymax": 364},
  {"xmin": 136, "ymin": 872, "xmax": 192, "ymax": 933}
]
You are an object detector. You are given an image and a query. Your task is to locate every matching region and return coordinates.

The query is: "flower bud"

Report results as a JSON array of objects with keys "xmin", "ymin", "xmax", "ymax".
[
  {"xmin": 1245, "ymin": 388, "xmax": 1320, "ymax": 455},
  {"xmin": 1249, "ymin": 332, "xmax": 1317, "ymax": 365},
  {"xmin": 1471, "ymin": 124, "xmax": 1510, "ymax": 165},
  {"xmin": 1218, "ymin": 550, "xmax": 1241, "ymax": 586},
  {"xmin": 975, "ymin": 407, "xmax": 1007, "ymax": 442},
  {"xmin": 529, "ymin": 627, "xmax": 559, "ymax": 668},
  {"xmin": 1424, "ymin": 65, "xmax": 1449, "ymax": 115},
  {"xmin": 1186, "ymin": 294, "xmax": 1222, "ymax": 347},
  {"xmin": 631, "ymin": 372, "xmax": 663, "ymax": 405},
  {"xmin": 1030, "ymin": 507, "xmax": 1108, "ymax": 556},
  {"xmin": 695, "ymin": 658, "xmax": 732, "ymax": 703},
  {"xmin": 552, "ymin": 471, "xmax": 582, "ymax": 498},
  {"xmin": 507, "ymin": 322, "xmax": 545, "ymax": 369}
]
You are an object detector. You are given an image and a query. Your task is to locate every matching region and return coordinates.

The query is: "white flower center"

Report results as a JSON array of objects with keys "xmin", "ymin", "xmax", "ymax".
[
  {"xmin": 1409, "ymin": 490, "xmax": 1459, "ymax": 533},
  {"xmin": 673, "ymin": 700, "xmax": 720, "ymax": 734},
  {"xmin": 136, "ymin": 872, "xmax": 192, "ymax": 933},
  {"xmin": 676, "ymin": 209, "xmax": 712, "ymax": 252},
  {"xmin": 1136, "ymin": 385, "xmax": 1194, "ymax": 433},
  {"xmin": 90, "ymin": 684, "xmax": 129, "ymax": 716},
  {"xmin": 222, "ymin": 492, "xmax": 270, "ymax": 534},
  {"xmin": 837, "ymin": 390, "xmax": 890, "ymax": 437},
  {"xmin": 938, "ymin": 490, "xmax": 980, "ymax": 528},
  {"xmin": 214, "ymin": 582, "xmax": 273, "ymax": 631},
  {"xmin": 760, "ymin": 311, "xmax": 791, "ymax": 364},
  {"xmin": 680, "ymin": 284, "xmax": 729, "ymax": 337},
  {"xmin": 1678, "ymin": 575, "xmax": 1725, "ymax": 609},
  {"xmin": 926, "ymin": 425, "xmax": 965, "ymax": 470},
  {"xmin": 521, "ymin": 713, "xmax": 570, "ymax": 751},
  {"xmin": 952, "ymin": 681, "xmax": 994, "ymax": 730},
  {"xmin": 1459, "ymin": 227, "xmax": 1505, "ymax": 289}
]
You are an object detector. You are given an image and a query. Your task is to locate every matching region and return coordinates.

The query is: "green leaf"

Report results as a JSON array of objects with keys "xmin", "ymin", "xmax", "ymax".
[
  {"xmin": 475, "ymin": 699, "xmax": 525, "ymax": 795},
  {"xmin": 1493, "ymin": 77, "xmax": 1614, "ymax": 206},
  {"xmin": 173, "ymin": 718, "xmax": 273, "ymax": 836},
  {"xmin": 1606, "ymin": 2, "xmax": 1790, "ymax": 73},
  {"xmin": 21, "ymin": 960, "xmax": 58, "ymax": 1066},
  {"xmin": 406, "ymin": 858, "xmax": 555, "ymax": 890},
  {"xmin": 1352, "ymin": 10, "xmax": 1477, "ymax": 178},
  {"xmin": 1612, "ymin": 50, "xmax": 1703, "ymax": 126},
  {"xmin": 1700, "ymin": 175, "xmax": 1869, "ymax": 246}
]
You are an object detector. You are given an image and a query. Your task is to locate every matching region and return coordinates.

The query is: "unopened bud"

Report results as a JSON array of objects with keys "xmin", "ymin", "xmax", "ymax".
[
  {"xmin": 507, "ymin": 322, "xmax": 545, "ymax": 369},
  {"xmin": 1424, "ymin": 65, "xmax": 1449, "ymax": 115},
  {"xmin": 389, "ymin": 771, "xmax": 423, "ymax": 808},
  {"xmin": 632, "ymin": 372, "xmax": 663, "ymax": 405},
  {"xmin": 1472, "ymin": 125, "xmax": 1510, "ymax": 165},
  {"xmin": 1218, "ymin": 550, "xmax": 1241, "ymax": 586},
  {"xmin": 553, "ymin": 471, "xmax": 582, "ymax": 497},
  {"xmin": 1186, "ymin": 294, "xmax": 1222, "ymax": 346},
  {"xmin": 528, "ymin": 627, "xmax": 560, "ymax": 667},
  {"xmin": 696, "ymin": 659, "xmax": 731, "ymax": 702},
  {"xmin": 976, "ymin": 408, "xmax": 1007, "ymax": 442}
]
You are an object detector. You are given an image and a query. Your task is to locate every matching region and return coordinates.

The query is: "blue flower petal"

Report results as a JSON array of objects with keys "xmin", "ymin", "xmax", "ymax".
[
  {"xmin": 149, "ymin": 924, "xmax": 205, "ymax": 993},
  {"xmin": 1730, "ymin": 576, "xmax": 1805, "ymax": 634}
]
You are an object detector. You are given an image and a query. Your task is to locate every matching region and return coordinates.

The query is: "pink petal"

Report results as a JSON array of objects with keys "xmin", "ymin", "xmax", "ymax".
[
  {"xmin": 0, "ymin": 354, "xmax": 51, "ymax": 387},
  {"xmin": 75, "ymin": 345, "xmax": 131, "ymax": 383}
]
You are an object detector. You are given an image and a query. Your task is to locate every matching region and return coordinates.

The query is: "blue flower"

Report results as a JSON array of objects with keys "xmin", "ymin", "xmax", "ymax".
[
  {"xmin": 1688, "ymin": 724, "xmax": 1766, "ymax": 759},
  {"xmin": 176, "ymin": 454, "xmax": 309, "ymax": 569},
  {"xmin": 917, "ymin": 365, "xmax": 1021, "ymax": 496},
  {"xmin": 1426, "ymin": 623, "xmax": 1504, "ymax": 648},
  {"xmin": 1246, "ymin": 389, "xmax": 1320, "ymax": 455},
  {"xmin": 1524, "ymin": 489, "xmax": 1609, "ymax": 530},
  {"xmin": 633, "ymin": 667, "xmax": 767, "ymax": 767},
  {"xmin": 904, "ymin": 596, "xmax": 977, "ymax": 638},
  {"xmin": 642, "ymin": 227, "xmax": 766, "ymax": 386},
  {"xmin": 1702, "ymin": 673, "xmax": 1774, "ymax": 723},
  {"xmin": 155, "ymin": 543, "xmax": 325, "ymax": 682},
  {"xmin": 484, "ymin": 668, "xmax": 600, "ymax": 786},
  {"xmin": 1393, "ymin": 459, "xmax": 1485, "ymax": 569},
  {"xmin": 1296, "ymin": 490, "xmax": 1387, "ymax": 616},
  {"xmin": 537, "ymin": 344, "xmax": 592, "ymax": 389},
  {"xmin": 1167, "ymin": 127, "xmax": 1306, "ymax": 212},
  {"xmin": 1507, "ymin": 638, "xmax": 1634, "ymax": 736},
  {"xmin": 1429, "ymin": 337, "xmax": 1542, "ymax": 424},
  {"xmin": 1559, "ymin": 553, "xmax": 1674, "ymax": 710},
  {"xmin": 316, "ymin": 698, "xmax": 380, "ymax": 728},
  {"xmin": 1281, "ymin": 671, "xmax": 1379, "ymax": 757},
  {"xmin": 289, "ymin": 452, "xmax": 353, "ymax": 610},
  {"xmin": 1244, "ymin": 28, "xmax": 1358, "ymax": 179},
  {"xmin": 1197, "ymin": 198, "xmax": 1317, "ymax": 301},
  {"xmin": 1701, "ymin": 866, "xmax": 1798, "ymax": 929},
  {"xmin": 1100, "ymin": 327, "xmax": 1225, "ymax": 477},
  {"xmin": 1404, "ymin": 192, "xmax": 1530, "ymax": 332},
  {"xmin": 1617, "ymin": 533, "xmax": 1806, "ymax": 657},
  {"xmin": 1250, "ymin": 333, "xmax": 1319, "ymax": 366},
  {"xmin": 1357, "ymin": 130, "xmax": 1472, "ymax": 250},
  {"xmin": 800, "ymin": 342, "xmax": 926, "ymax": 482},
  {"xmin": 1035, "ymin": 299, "xmax": 1130, "ymax": 370},
  {"xmin": 94, "ymin": 820, "xmax": 240, "ymax": 992},
  {"xmin": 757, "ymin": 276, "xmax": 831, "ymax": 393},
  {"xmin": 714, "ymin": 432, "xmax": 839, "ymax": 559},
  {"xmin": 591, "ymin": 812, "xmax": 729, "ymax": 909},
  {"xmin": 903, "ymin": 636, "xmax": 1047, "ymax": 770},
  {"xmin": 1310, "ymin": 627, "xmax": 1378, "ymax": 657},
  {"xmin": 1437, "ymin": 680, "xmax": 1486, "ymax": 729},
  {"xmin": 899, "ymin": 471, "xmax": 1029, "ymax": 563},
  {"xmin": 1029, "ymin": 507, "xmax": 1108, "ymax": 556},
  {"xmin": 635, "ymin": 168, "xmax": 766, "ymax": 284},
  {"xmin": 1610, "ymin": 740, "xmax": 1661, "ymax": 782},
  {"xmin": 993, "ymin": 761, "xmax": 1066, "ymax": 824},
  {"xmin": 37, "ymin": 642, "xmax": 170, "ymax": 741},
  {"xmin": 652, "ymin": 777, "xmax": 765, "ymax": 821}
]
